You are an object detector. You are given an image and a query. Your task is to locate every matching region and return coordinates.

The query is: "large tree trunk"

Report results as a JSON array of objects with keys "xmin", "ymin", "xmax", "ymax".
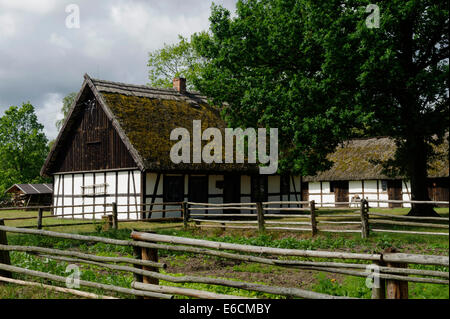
[{"xmin": 406, "ymin": 137, "xmax": 440, "ymax": 217}]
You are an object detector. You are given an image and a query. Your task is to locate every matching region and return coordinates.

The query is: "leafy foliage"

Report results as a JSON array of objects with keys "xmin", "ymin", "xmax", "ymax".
[
  {"xmin": 0, "ymin": 103, "xmax": 49, "ymax": 198},
  {"xmin": 55, "ymin": 92, "xmax": 77, "ymax": 131},
  {"xmin": 147, "ymin": 35, "xmax": 207, "ymax": 90},
  {"xmin": 191, "ymin": 0, "xmax": 449, "ymax": 214}
]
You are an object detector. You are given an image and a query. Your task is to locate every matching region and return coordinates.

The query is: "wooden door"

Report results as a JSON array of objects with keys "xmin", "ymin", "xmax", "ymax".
[
  {"xmin": 332, "ymin": 181, "xmax": 349, "ymax": 207},
  {"xmin": 223, "ymin": 174, "xmax": 241, "ymax": 214},
  {"xmin": 188, "ymin": 176, "xmax": 208, "ymax": 204},
  {"xmin": 301, "ymin": 182, "xmax": 309, "ymax": 203},
  {"xmin": 387, "ymin": 180, "xmax": 402, "ymax": 208}
]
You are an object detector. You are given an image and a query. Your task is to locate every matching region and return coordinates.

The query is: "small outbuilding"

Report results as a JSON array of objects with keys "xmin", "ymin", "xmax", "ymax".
[{"xmin": 5, "ymin": 183, "xmax": 53, "ymax": 207}]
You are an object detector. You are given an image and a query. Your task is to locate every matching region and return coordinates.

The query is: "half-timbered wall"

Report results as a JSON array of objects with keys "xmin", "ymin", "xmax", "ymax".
[
  {"xmin": 306, "ymin": 179, "xmax": 449, "ymax": 208},
  {"xmin": 308, "ymin": 180, "xmax": 399, "ymax": 207},
  {"xmin": 143, "ymin": 173, "xmax": 302, "ymax": 217},
  {"xmin": 53, "ymin": 170, "xmax": 141, "ymax": 220}
]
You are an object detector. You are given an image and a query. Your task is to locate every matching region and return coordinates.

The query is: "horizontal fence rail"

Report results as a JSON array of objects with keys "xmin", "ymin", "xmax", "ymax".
[
  {"xmin": 0, "ymin": 221, "xmax": 448, "ymax": 299},
  {"xmin": 1, "ymin": 199, "xmax": 448, "ymax": 237},
  {"xmin": 130, "ymin": 231, "xmax": 449, "ymax": 299},
  {"xmin": 0, "ymin": 224, "xmax": 352, "ymax": 299},
  {"xmin": 185, "ymin": 199, "xmax": 449, "ymax": 238}
]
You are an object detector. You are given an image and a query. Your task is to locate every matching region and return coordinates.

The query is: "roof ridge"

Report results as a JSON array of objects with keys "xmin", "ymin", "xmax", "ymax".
[{"xmin": 91, "ymin": 77, "xmax": 206, "ymax": 98}]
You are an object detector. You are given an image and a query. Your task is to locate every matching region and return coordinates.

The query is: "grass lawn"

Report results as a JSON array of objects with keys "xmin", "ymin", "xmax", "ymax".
[{"xmin": 0, "ymin": 207, "xmax": 448, "ymax": 299}]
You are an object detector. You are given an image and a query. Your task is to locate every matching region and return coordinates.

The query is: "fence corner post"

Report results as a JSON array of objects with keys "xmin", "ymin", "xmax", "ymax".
[
  {"xmin": 131, "ymin": 242, "xmax": 144, "ymax": 299},
  {"xmin": 371, "ymin": 260, "xmax": 386, "ymax": 299},
  {"xmin": 37, "ymin": 208, "xmax": 43, "ymax": 230},
  {"xmin": 102, "ymin": 215, "xmax": 113, "ymax": 231},
  {"xmin": 140, "ymin": 240, "xmax": 159, "ymax": 299},
  {"xmin": 310, "ymin": 200, "xmax": 317, "ymax": 236},
  {"xmin": 0, "ymin": 219, "xmax": 12, "ymax": 279},
  {"xmin": 360, "ymin": 199, "xmax": 369, "ymax": 238},
  {"xmin": 112, "ymin": 202, "xmax": 118, "ymax": 230},
  {"xmin": 384, "ymin": 248, "xmax": 409, "ymax": 299},
  {"xmin": 256, "ymin": 202, "xmax": 265, "ymax": 233},
  {"xmin": 182, "ymin": 202, "xmax": 189, "ymax": 229}
]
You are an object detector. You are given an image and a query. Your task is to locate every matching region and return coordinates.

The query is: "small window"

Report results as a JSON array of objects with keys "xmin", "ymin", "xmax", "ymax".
[
  {"xmin": 81, "ymin": 183, "xmax": 108, "ymax": 196},
  {"xmin": 280, "ymin": 175, "xmax": 290, "ymax": 195},
  {"xmin": 163, "ymin": 176, "xmax": 184, "ymax": 202},
  {"xmin": 381, "ymin": 180, "xmax": 388, "ymax": 192}
]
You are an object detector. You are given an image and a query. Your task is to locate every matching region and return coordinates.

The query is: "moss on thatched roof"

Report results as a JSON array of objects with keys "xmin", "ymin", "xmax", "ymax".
[
  {"xmin": 304, "ymin": 137, "xmax": 449, "ymax": 182},
  {"xmin": 95, "ymin": 79, "xmax": 254, "ymax": 172}
]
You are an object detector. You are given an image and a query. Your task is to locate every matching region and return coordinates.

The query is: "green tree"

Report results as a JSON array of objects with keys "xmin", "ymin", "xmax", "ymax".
[
  {"xmin": 0, "ymin": 103, "xmax": 50, "ymax": 197},
  {"xmin": 55, "ymin": 92, "xmax": 77, "ymax": 131},
  {"xmin": 147, "ymin": 35, "xmax": 206, "ymax": 90},
  {"xmin": 193, "ymin": 0, "xmax": 448, "ymax": 216}
]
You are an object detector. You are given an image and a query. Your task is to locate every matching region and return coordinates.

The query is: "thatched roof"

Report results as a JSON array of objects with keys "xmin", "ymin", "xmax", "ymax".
[
  {"xmin": 41, "ymin": 74, "xmax": 256, "ymax": 175},
  {"xmin": 96, "ymin": 78, "xmax": 254, "ymax": 172},
  {"xmin": 303, "ymin": 137, "xmax": 449, "ymax": 182}
]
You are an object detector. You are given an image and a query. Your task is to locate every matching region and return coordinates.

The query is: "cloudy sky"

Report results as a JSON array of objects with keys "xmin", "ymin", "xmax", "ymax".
[{"xmin": 0, "ymin": 0, "xmax": 237, "ymax": 140}]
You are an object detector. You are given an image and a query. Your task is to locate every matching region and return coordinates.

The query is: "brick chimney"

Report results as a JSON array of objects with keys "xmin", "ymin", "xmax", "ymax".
[{"xmin": 173, "ymin": 77, "xmax": 186, "ymax": 93}]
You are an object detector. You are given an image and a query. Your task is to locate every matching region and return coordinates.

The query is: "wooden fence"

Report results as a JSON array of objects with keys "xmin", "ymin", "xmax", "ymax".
[
  {"xmin": 0, "ymin": 222, "xmax": 447, "ymax": 299},
  {"xmin": 128, "ymin": 231, "xmax": 449, "ymax": 299},
  {"xmin": 186, "ymin": 199, "xmax": 449, "ymax": 238},
  {"xmin": 0, "ymin": 202, "xmax": 183, "ymax": 230},
  {"xmin": 1, "ymin": 199, "xmax": 448, "ymax": 238}
]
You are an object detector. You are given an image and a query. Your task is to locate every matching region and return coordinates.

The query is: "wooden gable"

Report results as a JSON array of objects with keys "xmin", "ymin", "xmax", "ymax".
[{"xmin": 53, "ymin": 89, "xmax": 137, "ymax": 173}]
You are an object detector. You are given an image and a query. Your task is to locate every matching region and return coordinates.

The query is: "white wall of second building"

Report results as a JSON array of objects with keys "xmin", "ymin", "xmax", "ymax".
[{"xmin": 402, "ymin": 180, "xmax": 412, "ymax": 207}]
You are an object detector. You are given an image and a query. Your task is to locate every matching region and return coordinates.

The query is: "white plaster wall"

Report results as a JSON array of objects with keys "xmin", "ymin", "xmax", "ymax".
[
  {"xmin": 146, "ymin": 173, "xmax": 163, "ymax": 196},
  {"xmin": 364, "ymin": 180, "xmax": 378, "ymax": 193},
  {"xmin": 321, "ymin": 182, "xmax": 330, "ymax": 194},
  {"xmin": 309, "ymin": 194, "xmax": 321, "ymax": 204},
  {"xmin": 322, "ymin": 194, "xmax": 334, "ymax": 207},
  {"xmin": 309, "ymin": 182, "xmax": 321, "ymax": 194},
  {"xmin": 349, "ymin": 181, "xmax": 362, "ymax": 194},
  {"xmin": 53, "ymin": 170, "xmax": 141, "ymax": 220},
  {"xmin": 117, "ymin": 171, "xmax": 128, "ymax": 194},
  {"xmin": 402, "ymin": 180, "xmax": 411, "ymax": 207},
  {"xmin": 290, "ymin": 176, "xmax": 300, "ymax": 193},
  {"xmin": 208, "ymin": 175, "xmax": 223, "ymax": 196}
]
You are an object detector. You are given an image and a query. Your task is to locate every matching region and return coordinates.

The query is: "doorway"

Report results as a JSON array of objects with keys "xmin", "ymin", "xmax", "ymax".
[
  {"xmin": 188, "ymin": 176, "xmax": 208, "ymax": 204},
  {"xmin": 223, "ymin": 174, "xmax": 241, "ymax": 214}
]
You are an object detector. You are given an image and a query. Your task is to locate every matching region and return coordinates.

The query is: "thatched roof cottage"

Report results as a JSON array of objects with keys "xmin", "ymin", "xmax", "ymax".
[{"xmin": 41, "ymin": 74, "xmax": 302, "ymax": 219}]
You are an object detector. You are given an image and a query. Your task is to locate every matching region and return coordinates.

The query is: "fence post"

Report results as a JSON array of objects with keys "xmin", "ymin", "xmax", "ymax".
[
  {"xmin": 112, "ymin": 202, "xmax": 118, "ymax": 230},
  {"xmin": 0, "ymin": 219, "xmax": 12, "ymax": 278},
  {"xmin": 360, "ymin": 199, "xmax": 369, "ymax": 238},
  {"xmin": 141, "ymin": 242, "xmax": 159, "ymax": 299},
  {"xmin": 182, "ymin": 202, "xmax": 189, "ymax": 229},
  {"xmin": 37, "ymin": 208, "xmax": 43, "ymax": 230},
  {"xmin": 371, "ymin": 260, "xmax": 386, "ymax": 299},
  {"xmin": 310, "ymin": 200, "xmax": 317, "ymax": 236},
  {"xmin": 132, "ymin": 245, "xmax": 144, "ymax": 299},
  {"xmin": 102, "ymin": 215, "xmax": 113, "ymax": 231},
  {"xmin": 384, "ymin": 248, "xmax": 408, "ymax": 299},
  {"xmin": 256, "ymin": 202, "xmax": 265, "ymax": 233}
]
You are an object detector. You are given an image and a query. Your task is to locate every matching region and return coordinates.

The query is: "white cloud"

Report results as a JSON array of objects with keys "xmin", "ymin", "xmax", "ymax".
[
  {"xmin": 81, "ymin": 29, "xmax": 114, "ymax": 59},
  {"xmin": 0, "ymin": 13, "xmax": 18, "ymax": 38},
  {"xmin": 109, "ymin": 2, "xmax": 210, "ymax": 50},
  {"xmin": 49, "ymin": 33, "xmax": 73, "ymax": 50},
  {"xmin": 0, "ymin": 0, "xmax": 57, "ymax": 14},
  {"xmin": 36, "ymin": 93, "xmax": 64, "ymax": 140},
  {"xmin": 0, "ymin": 0, "xmax": 239, "ymax": 140}
]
